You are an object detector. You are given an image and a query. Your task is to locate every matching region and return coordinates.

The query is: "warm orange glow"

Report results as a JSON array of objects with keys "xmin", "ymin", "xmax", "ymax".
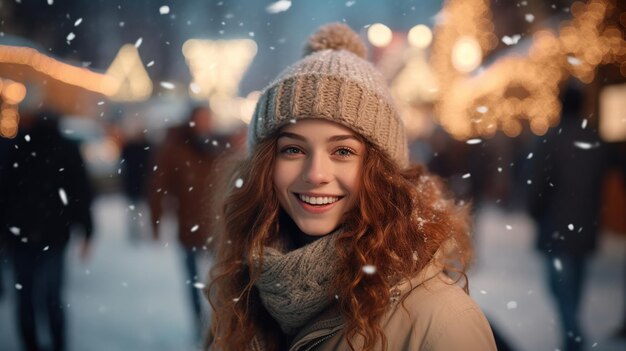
[
  {"xmin": 2, "ymin": 81, "xmax": 26, "ymax": 104},
  {"xmin": 427, "ymin": 0, "xmax": 625, "ymax": 140},
  {"xmin": 0, "ymin": 104, "xmax": 19, "ymax": 138},
  {"xmin": 599, "ymin": 83, "xmax": 626, "ymax": 142},
  {"xmin": 0, "ymin": 45, "xmax": 119, "ymax": 96}
]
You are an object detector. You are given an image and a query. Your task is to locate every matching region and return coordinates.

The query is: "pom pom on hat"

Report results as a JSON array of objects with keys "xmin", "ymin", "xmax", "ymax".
[{"xmin": 304, "ymin": 22, "xmax": 367, "ymax": 59}]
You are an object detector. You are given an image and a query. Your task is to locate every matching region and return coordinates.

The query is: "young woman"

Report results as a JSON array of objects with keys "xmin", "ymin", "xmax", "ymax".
[{"xmin": 206, "ymin": 23, "xmax": 496, "ymax": 351}]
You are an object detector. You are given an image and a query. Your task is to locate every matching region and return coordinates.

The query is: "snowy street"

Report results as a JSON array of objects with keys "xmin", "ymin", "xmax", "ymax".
[{"xmin": 1, "ymin": 194, "xmax": 625, "ymax": 351}]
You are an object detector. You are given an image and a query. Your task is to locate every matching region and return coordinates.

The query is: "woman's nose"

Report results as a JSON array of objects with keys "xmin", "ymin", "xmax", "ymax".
[{"xmin": 302, "ymin": 153, "xmax": 332, "ymax": 185}]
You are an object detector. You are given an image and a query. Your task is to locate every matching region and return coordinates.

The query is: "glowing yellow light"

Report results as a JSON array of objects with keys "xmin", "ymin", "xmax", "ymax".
[
  {"xmin": 2, "ymin": 81, "xmax": 26, "ymax": 105},
  {"xmin": 239, "ymin": 90, "xmax": 261, "ymax": 124},
  {"xmin": 451, "ymin": 36, "xmax": 482, "ymax": 73},
  {"xmin": 367, "ymin": 23, "xmax": 393, "ymax": 48},
  {"xmin": 106, "ymin": 44, "xmax": 153, "ymax": 102},
  {"xmin": 408, "ymin": 25, "xmax": 433, "ymax": 49},
  {"xmin": 182, "ymin": 39, "xmax": 257, "ymax": 101}
]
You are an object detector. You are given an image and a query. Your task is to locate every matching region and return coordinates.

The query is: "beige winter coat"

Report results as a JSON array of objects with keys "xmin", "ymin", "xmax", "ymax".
[{"xmin": 283, "ymin": 261, "xmax": 497, "ymax": 351}]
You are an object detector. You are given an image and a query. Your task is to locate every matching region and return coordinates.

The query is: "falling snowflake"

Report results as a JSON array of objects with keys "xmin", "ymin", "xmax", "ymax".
[
  {"xmin": 147, "ymin": 60, "xmax": 155, "ymax": 67},
  {"xmin": 235, "ymin": 178, "xmax": 244, "ymax": 188},
  {"xmin": 346, "ymin": 1, "xmax": 356, "ymax": 6},
  {"xmin": 567, "ymin": 56, "xmax": 582, "ymax": 66},
  {"xmin": 568, "ymin": 223, "xmax": 574, "ymax": 231},
  {"xmin": 194, "ymin": 282, "xmax": 206, "ymax": 289},
  {"xmin": 462, "ymin": 173, "xmax": 471, "ymax": 179},
  {"xmin": 476, "ymin": 105, "xmax": 488, "ymax": 114},
  {"xmin": 159, "ymin": 5, "xmax": 170, "ymax": 15},
  {"xmin": 191, "ymin": 224, "xmax": 199, "ymax": 232},
  {"xmin": 9, "ymin": 226, "xmax": 20, "ymax": 235},
  {"xmin": 135, "ymin": 37, "xmax": 143, "ymax": 48},
  {"xmin": 24, "ymin": 134, "xmax": 31, "ymax": 142},
  {"xmin": 189, "ymin": 82, "xmax": 201, "ymax": 94},
  {"xmin": 553, "ymin": 257, "xmax": 562, "ymax": 272},
  {"xmin": 466, "ymin": 138, "xmax": 482, "ymax": 145},
  {"xmin": 480, "ymin": 290, "xmax": 487, "ymax": 294},
  {"xmin": 66, "ymin": 32, "xmax": 76, "ymax": 42},
  {"xmin": 501, "ymin": 34, "xmax": 521, "ymax": 45},
  {"xmin": 47, "ymin": 0, "xmax": 53, "ymax": 5},
  {"xmin": 362, "ymin": 265, "xmax": 376, "ymax": 275},
  {"xmin": 58, "ymin": 188, "xmax": 68, "ymax": 206},
  {"xmin": 573, "ymin": 141, "xmax": 597, "ymax": 150},
  {"xmin": 526, "ymin": 152, "xmax": 533, "ymax": 159},
  {"xmin": 525, "ymin": 14, "xmax": 535, "ymax": 23},
  {"xmin": 266, "ymin": 0, "xmax": 291, "ymax": 14},
  {"xmin": 43, "ymin": 246, "xmax": 49, "ymax": 251},
  {"xmin": 581, "ymin": 119, "xmax": 588, "ymax": 129},
  {"xmin": 506, "ymin": 301, "xmax": 518, "ymax": 309},
  {"xmin": 160, "ymin": 81, "xmax": 175, "ymax": 90},
  {"xmin": 497, "ymin": 167, "xmax": 503, "ymax": 173},
  {"xmin": 15, "ymin": 283, "xmax": 23, "ymax": 290},
  {"xmin": 74, "ymin": 18, "xmax": 83, "ymax": 26}
]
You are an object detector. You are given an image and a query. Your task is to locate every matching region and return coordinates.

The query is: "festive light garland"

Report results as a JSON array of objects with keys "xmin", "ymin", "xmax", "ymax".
[{"xmin": 428, "ymin": 0, "xmax": 625, "ymax": 139}]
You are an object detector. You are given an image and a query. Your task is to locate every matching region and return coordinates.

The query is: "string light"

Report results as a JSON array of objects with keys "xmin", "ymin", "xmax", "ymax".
[
  {"xmin": 0, "ymin": 79, "xmax": 26, "ymax": 138},
  {"xmin": 106, "ymin": 44, "xmax": 153, "ymax": 102},
  {"xmin": 427, "ymin": 0, "xmax": 625, "ymax": 139},
  {"xmin": 0, "ymin": 45, "xmax": 119, "ymax": 97}
]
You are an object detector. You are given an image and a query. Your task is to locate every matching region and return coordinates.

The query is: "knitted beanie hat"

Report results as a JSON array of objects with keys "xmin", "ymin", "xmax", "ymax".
[{"xmin": 248, "ymin": 23, "xmax": 408, "ymax": 168}]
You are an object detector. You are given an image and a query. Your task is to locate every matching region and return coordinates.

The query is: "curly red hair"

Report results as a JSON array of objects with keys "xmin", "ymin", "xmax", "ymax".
[{"xmin": 206, "ymin": 134, "xmax": 473, "ymax": 351}]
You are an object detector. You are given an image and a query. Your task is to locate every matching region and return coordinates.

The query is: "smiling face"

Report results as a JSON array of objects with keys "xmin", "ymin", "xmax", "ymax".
[{"xmin": 273, "ymin": 119, "xmax": 364, "ymax": 237}]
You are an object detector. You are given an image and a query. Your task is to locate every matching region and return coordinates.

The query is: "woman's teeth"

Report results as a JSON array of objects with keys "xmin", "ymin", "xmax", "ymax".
[{"xmin": 298, "ymin": 194, "xmax": 340, "ymax": 205}]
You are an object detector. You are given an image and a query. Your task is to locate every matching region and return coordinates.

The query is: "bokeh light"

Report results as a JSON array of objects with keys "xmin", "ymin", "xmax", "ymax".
[{"xmin": 367, "ymin": 23, "xmax": 393, "ymax": 47}]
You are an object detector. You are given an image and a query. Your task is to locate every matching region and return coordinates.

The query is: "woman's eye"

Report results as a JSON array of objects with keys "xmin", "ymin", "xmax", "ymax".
[
  {"xmin": 281, "ymin": 146, "xmax": 303, "ymax": 155},
  {"xmin": 334, "ymin": 147, "xmax": 356, "ymax": 157}
]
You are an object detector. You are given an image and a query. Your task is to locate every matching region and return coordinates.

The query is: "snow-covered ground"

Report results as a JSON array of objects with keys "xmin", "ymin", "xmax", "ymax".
[
  {"xmin": 470, "ymin": 205, "xmax": 626, "ymax": 351},
  {"xmin": 0, "ymin": 195, "xmax": 624, "ymax": 351}
]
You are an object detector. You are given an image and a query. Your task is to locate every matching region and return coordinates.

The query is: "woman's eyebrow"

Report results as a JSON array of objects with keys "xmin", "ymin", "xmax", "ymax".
[
  {"xmin": 327, "ymin": 135, "xmax": 359, "ymax": 142},
  {"xmin": 277, "ymin": 132, "xmax": 359, "ymax": 143},
  {"xmin": 277, "ymin": 132, "xmax": 306, "ymax": 141}
]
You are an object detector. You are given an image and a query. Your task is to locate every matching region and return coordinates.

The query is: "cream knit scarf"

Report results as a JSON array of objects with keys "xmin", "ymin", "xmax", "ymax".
[{"xmin": 253, "ymin": 230, "xmax": 341, "ymax": 334}]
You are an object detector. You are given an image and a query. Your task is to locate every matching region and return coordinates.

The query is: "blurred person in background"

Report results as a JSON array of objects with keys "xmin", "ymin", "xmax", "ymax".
[
  {"xmin": 0, "ymin": 111, "xmax": 94, "ymax": 351},
  {"xmin": 527, "ymin": 82, "xmax": 612, "ymax": 351},
  {"xmin": 148, "ymin": 105, "xmax": 223, "ymax": 339},
  {"xmin": 119, "ymin": 120, "xmax": 153, "ymax": 244}
]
